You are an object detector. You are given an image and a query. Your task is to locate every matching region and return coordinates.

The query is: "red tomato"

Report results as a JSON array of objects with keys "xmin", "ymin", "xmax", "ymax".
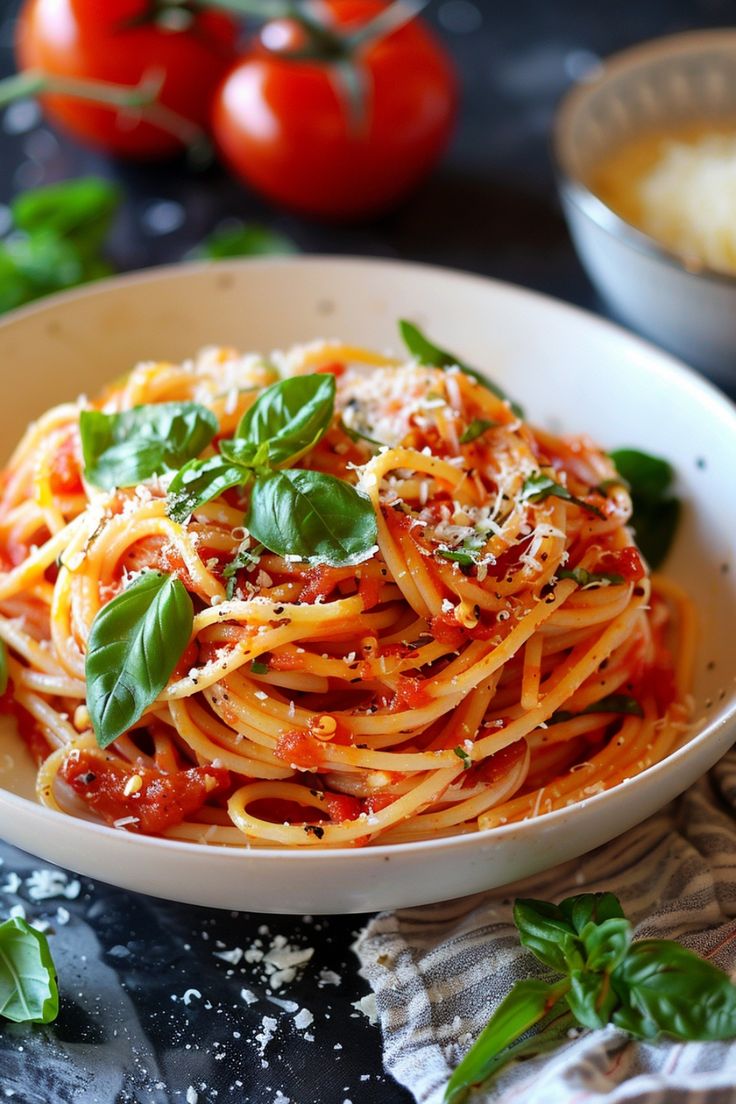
[
  {"xmin": 16, "ymin": 0, "xmax": 238, "ymax": 159},
  {"xmin": 212, "ymin": 0, "xmax": 457, "ymax": 219},
  {"xmin": 59, "ymin": 749, "xmax": 231, "ymax": 834}
]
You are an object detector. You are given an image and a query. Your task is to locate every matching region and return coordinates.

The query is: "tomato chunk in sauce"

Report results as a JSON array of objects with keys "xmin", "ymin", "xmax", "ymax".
[{"xmin": 59, "ymin": 750, "xmax": 230, "ymax": 835}]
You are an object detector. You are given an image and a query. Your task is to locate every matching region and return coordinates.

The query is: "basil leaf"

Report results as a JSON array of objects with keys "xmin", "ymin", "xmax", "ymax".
[
  {"xmin": 579, "ymin": 917, "xmax": 632, "ymax": 974},
  {"xmin": 610, "ymin": 448, "xmax": 680, "ymax": 569},
  {"xmin": 189, "ymin": 223, "xmax": 297, "ymax": 260},
  {"xmin": 566, "ymin": 969, "xmax": 618, "ymax": 1030},
  {"xmin": 0, "ymin": 916, "xmax": 58, "ymax": 1024},
  {"xmin": 167, "ymin": 456, "xmax": 253, "ymax": 523},
  {"xmin": 612, "ymin": 940, "xmax": 736, "ymax": 1041},
  {"xmin": 399, "ymin": 320, "xmax": 524, "ymax": 418},
  {"xmin": 438, "ymin": 549, "xmax": 477, "ymax": 569},
  {"xmin": 0, "ymin": 639, "xmax": 7, "ymax": 697},
  {"xmin": 250, "ymin": 660, "xmax": 269, "ymax": 675},
  {"xmin": 86, "ymin": 572, "xmax": 194, "ymax": 749},
  {"xmin": 444, "ymin": 979, "xmax": 566, "ymax": 1104},
  {"xmin": 550, "ymin": 694, "xmax": 643, "ymax": 725},
  {"xmin": 628, "ymin": 498, "xmax": 680, "ymax": 572},
  {"xmin": 12, "ymin": 177, "xmax": 121, "ymax": 260},
  {"xmin": 81, "ymin": 403, "xmax": 218, "ymax": 490},
  {"xmin": 513, "ymin": 899, "xmax": 584, "ymax": 974},
  {"xmin": 246, "ymin": 470, "xmax": 377, "ymax": 566},
  {"xmin": 459, "ymin": 419, "xmax": 498, "ymax": 444},
  {"xmin": 235, "ymin": 374, "xmax": 336, "ymax": 466},
  {"xmin": 557, "ymin": 892, "xmax": 626, "ymax": 933},
  {"xmin": 610, "ymin": 449, "xmax": 673, "ymax": 500},
  {"xmin": 520, "ymin": 473, "xmax": 605, "ymax": 520},
  {"xmin": 558, "ymin": 567, "xmax": 624, "ymax": 587}
]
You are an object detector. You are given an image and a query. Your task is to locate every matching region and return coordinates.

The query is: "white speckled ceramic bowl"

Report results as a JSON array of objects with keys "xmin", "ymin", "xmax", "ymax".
[
  {"xmin": 0, "ymin": 256, "xmax": 735, "ymax": 913},
  {"xmin": 554, "ymin": 29, "xmax": 736, "ymax": 388}
]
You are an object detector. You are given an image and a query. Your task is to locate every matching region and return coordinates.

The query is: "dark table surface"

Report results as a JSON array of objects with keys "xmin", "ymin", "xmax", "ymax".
[{"xmin": 0, "ymin": 2, "xmax": 733, "ymax": 1102}]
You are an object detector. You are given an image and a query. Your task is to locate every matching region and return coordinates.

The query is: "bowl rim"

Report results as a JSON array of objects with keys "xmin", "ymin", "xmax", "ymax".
[
  {"xmin": 0, "ymin": 253, "xmax": 735, "ymax": 863},
  {"xmin": 553, "ymin": 26, "xmax": 736, "ymax": 289}
]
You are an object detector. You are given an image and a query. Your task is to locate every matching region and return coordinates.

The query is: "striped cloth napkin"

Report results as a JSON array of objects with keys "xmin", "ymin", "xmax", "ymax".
[{"xmin": 353, "ymin": 748, "xmax": 736, "ymax": 1104}]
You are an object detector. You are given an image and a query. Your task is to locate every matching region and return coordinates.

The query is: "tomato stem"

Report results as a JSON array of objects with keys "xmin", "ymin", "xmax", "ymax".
[
  {"xmin": 345, "ymin": 0, "xmax": 431, "ymax": 51},
  {"xmin": 0, "ymin": 68, "xmax": 213, "ymax": 165}
]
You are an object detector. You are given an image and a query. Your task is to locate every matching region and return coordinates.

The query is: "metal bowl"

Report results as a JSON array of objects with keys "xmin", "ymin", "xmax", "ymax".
[{"xmin": 553, "ymin": 29, "xmax": 736, "ymax": 389}]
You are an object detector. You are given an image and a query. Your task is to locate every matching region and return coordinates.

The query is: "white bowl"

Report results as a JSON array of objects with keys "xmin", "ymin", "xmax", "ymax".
[
  {"xmin": 0, "ymin": 256, "xmax": 735, "ymax": 914},
  {"xmin": 554, "ymin": 30, "xmax": 736, "ymax": 389}
]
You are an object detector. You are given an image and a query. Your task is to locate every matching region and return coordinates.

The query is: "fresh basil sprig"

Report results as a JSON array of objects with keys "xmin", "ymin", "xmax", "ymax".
[
  {"xmin": 520, "ymin": 473, "xmax": 605, "ymax": 520},
  {"xmin": 445, "ymin": 891, "xmax": 736, "ymax": 1103},
  {"xmin": 610, "ymin": 448, "xmax": 680, "ymax": 570},
  {"xmin": 168, "ymin": 375, "xmax": 336, "ymax": 521},
  {"xmin": 85, "ymin": 571, "xmax": 193, "ymax": 749},
  {"xmin": 0, "ymin": 916, "xmax": 58, "ymax": 1024},
  {"xmin": 168, "ymin": 374, "xmax": 378, "ymax": 567},
  {"xmin": 399, "ymin": 320, "xmax": 524, "ymax": 418},
  {"xmin": 246, "ymin": 470, "xmax": 376, "ymax": 566},
  {"xmin": 80, "ymin": 403, "xmax": 218, "ymax": 490}
]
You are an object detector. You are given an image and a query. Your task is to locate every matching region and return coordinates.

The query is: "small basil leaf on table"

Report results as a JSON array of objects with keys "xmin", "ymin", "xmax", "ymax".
[
  {"xmin": 444, "ymin": 978, "xmax": 568, "ymax": 1104},
  {"xmin": 81, "ymin": 402, "xmax": 218, "ymax": 490},
  {"xmin": 520, "ymin": 473, "xmax": 605, "ymax": 520},
  {"xmin": 609, "ymin": 448, "xmax": 680, "ymax": 569},
  {"xmin": 167, "ymin": 455, "xmax": 254, "ymax": 523},
  {"xmin": 85, "ymin": 571, "xmax": 194, "ymax": 749},
  {"xmin": 0, "ymin": 916, "xmax": 58, "ymax": 1024},
  {"xmin": 0, "ymin": 638, "xmax": 7, "ymax": 696},
  {"xmin": 399, "ymin": 319, "xmax": 524, "ymax": 418},
  {"xmin": 11, "ymin": 177, "xmax": 121, "ymax": 260},
  {"xmin": 246, "ymin": 469, "xmax": 377, "ymax": 566},
  {"xmin": 235, "ymin": 374, "xmax": 336, "ymax": 466},
  {"xmin": 513, "ymin": 898, "xmax": 584, "ymax": 974},
  {"xmin": 611, "ymin": 940, "xmax": 736, "ymax": 1041}
]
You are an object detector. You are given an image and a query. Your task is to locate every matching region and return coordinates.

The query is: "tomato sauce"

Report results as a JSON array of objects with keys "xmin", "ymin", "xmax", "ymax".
[
  {"xmin": 274, "ymin": 729, "xmax": 323, "ymax": 770},
  {"xmin": 59, "ymin": 750, "xmax": 230, "ymax": 834}
]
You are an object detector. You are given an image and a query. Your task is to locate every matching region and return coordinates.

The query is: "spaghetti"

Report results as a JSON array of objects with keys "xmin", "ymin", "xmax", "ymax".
[{"xmin": 0, "ymin": 339, "xmax": 693, "ymax": 848}]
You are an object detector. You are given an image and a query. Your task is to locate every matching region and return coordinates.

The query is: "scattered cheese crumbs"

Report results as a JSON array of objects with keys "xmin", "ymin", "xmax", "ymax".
[
  {"xmin": 240, "ymin": 988, "xmax": 258, "ymax": 1006},
  {"xmin": 56, "ymin": 906, "xmax": 70, "ymax": 926},
  {"xmin": 186, "ymin": 1088, "xmax": 198, "ymax": 1104},
  {"xmin": 318, "ymin": 968, "xmax": 342, "ymax": 987},
  {"xmin": 273, "ymin": 1093, "xmax": 290, "ymax": 1104},
  {"xmin": 9, "ymin": 904, "xmax": 25, "ymax": 920},
  {"xmin": 351, "ymin": 993, "xmax": 378, "ymax": 1026},
  {"xmin": 268, "ymin": 996, "xmax": 299, "ymax": 1013},
  {"xmin": 26, "ymin": 870, "xmax": 81, "ymax": 901},
  {"xmin": 255, "ymin": 1015, "xmax": 278, "ymax": 1055},
  {"xmin": 293, "ymin": 1008, "xmax": 314, "ymax": 1030},
  {"xmin": 112, "ymin": 816, "xmax": 140, "ymax": 830},
  {"xmin": 182, "ymin": 989, "xmax": 201, "ymax": 1006},
  {"xmin": 1, "ymin": 873, "xmax": 21, "ymax": 894},
  {"xmin": 213, "ymin": 946, "xmax": 243, "ymax": 965},
  {"xmin": 254, "ymin": 690, "xmax": 269, "ymax": 701}
]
